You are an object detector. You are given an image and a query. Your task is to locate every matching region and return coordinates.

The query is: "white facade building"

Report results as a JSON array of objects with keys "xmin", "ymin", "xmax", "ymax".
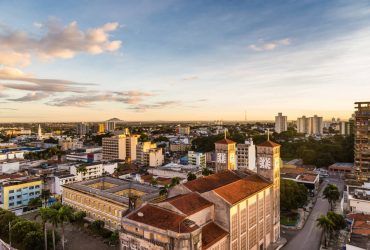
[
  {"xmin": 274, "ymin": 112, "xmax": 287, "ymax": 133},
  {"xmin": 188, "ymin": 151, "xmax": 206, "ymax": 168},
  {"xmin": 236, "ymin": 138, "xmax": 256, "ymax": 172}
]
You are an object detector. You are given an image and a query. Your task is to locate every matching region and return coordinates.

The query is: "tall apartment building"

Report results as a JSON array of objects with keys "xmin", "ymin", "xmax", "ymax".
[
  {"xmin": 136, "ymin": 142, "xmax": 164, "ymax": 167},
  {"xmin": 215, "ymin": 135, "xmax": 236, "ymax": 172},
  {"xmin": 102, "ymin": 135, "xmax": 126, "ymax": 160},
  {"xmin": 236, "ymin": 138, "xmax": 256, "ymax": 171},
  {"xmin": 77, "ymin": 122, "xmax": 88, "ymax": 136},
  {"xmin": 125, "ymin": 135, "xmax": 139, "ymax": 162},
  {"xmin": 296, "ymin": 115, "xmax": 323, "ymax": 135},
  {"xmin": 188, "ymin": 151, "xmax": 206, "ymax": 168},
  {"xmin": 105, "ymin": 121, "xmax": 116, "ymax": 132},
  {"xmin": 274, "ymin": 112, "xmax": 287, "ymax": 133},
  {"xmin": 354, "ymin": 102, "xmax": 370, "ymax": 179},
  {"xmin": 120, "ymin": 138, "xmax": 281, "ymax": 250}
]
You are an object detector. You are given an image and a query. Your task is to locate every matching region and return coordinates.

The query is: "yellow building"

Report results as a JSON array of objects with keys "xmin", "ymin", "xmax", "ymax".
[
  {"xmin": 62, "ymin": 176, "xmax": 160, "ymax": 230},
  {"xmin": 1, "ymin": 178, "xmax": 42, "ymax": 210},
  {"xmin": 98, "ymin": 123, "xmax": 105, "ymax": 133}
]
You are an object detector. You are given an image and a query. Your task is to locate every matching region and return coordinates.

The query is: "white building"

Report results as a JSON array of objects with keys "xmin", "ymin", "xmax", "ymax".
[
  {"xmin": 343, "ymin": 183, "xmax": 370, "ymax": 214},
  {"xmin": 0, "ymin": 161, "xmax": 20, "ymax": 174},
  {"xmin": 188, "ymin": 151, "xmax": 206, "ymax": 168},
  {"xmin": 52, "ymin": 173, "xmax": 77, "ymax": 195},
  {"xmin": 275, "ymin": 112, "xmax": 287, "ymax": 133},
  {"xmin": 137, "ymin": 142, "xmax": 164, "ymax": 167},
  {"xmin": 70, "ymin": 162, "xmax": 117, "ymax": 181},
  {"xmin": 236, "ymin": 138, "xmax": 256, "ymax": 171},
  {"xmin": 105, "ymin": 121, "xmax": 116, "ymax": 132},
  {"xmin": 297, "ymin": 115, "xmax": 323, "ymax": 135},
  {"xmin": 148, "ymin": 163, "xmax": 200, "ymax": 179}
]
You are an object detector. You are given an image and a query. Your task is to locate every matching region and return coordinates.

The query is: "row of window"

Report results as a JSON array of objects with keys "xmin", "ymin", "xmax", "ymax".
[
  {"xmin": 9, "ymin": 191, "xmax": 40, "ymax": 200},
  {"xmin": 8, "ymin": 185, "xmax": 40, "ymax": 193}
]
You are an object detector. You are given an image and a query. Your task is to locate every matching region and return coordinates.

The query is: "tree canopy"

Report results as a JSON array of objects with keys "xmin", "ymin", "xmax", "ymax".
[{"xmin": 280, "ymin": 179, "xmax": 308, "ymax": 211}]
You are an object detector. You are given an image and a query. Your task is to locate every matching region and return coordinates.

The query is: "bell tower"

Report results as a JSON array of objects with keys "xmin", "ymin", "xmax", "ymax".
[
  {"xmin": 256, "ymin": 132, "xmax": 281, "ymax": 242},
  {"xmin": 214, "ymin": 132, "xmax": 236, "ymax": 173}
]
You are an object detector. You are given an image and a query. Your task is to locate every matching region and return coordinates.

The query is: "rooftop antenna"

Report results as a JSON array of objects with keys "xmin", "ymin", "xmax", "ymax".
[
  {"xmin": 224, "ymin": 129, "xmax": 227, "ymax": 139},
  {"xmin": 267, "ymin": 128, "xmax": 270, "ymax": 141}
]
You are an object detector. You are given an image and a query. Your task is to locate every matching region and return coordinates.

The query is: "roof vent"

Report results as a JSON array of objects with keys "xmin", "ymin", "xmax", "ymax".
[{"xmin": 138, "ymin": 212, "xmax": 144, "ymax": 217}]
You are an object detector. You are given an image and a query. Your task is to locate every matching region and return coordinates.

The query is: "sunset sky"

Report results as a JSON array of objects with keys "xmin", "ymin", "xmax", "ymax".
[{"xmin": 0, "ymin": 0, "xmax": 369, "ymax": 122}]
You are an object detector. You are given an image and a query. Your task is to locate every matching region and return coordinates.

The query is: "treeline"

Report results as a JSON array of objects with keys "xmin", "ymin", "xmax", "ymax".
[{"xmin": 24, "ymin": 147, "xmax": 64, "ymax": 160}]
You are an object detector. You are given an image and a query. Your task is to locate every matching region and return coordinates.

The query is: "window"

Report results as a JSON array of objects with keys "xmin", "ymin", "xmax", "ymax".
[
  {"xmin": 17, "ymin": 195, "xmax": 22, "ymax": 199},
  {"xmin": 35, "ymin": 191, "xmax": 40, "ymax": 195},
  {"xmin": 17, "ymin": 201, "xmax": 22, "ymax": 205},
  {"xmin": 231, "ymin": 213, "xmax": 238, "ymax": 240},
  {"xmin": 35, "ymin": 185, "xmax": 40, "ymax": 189},
  {"xmin": 29, "ymin": 192, "xmax": 34, "ymax": 196},
  {"xmin": 9, "ymin": 190, "xmax": 14, "ymax": 194},
  {"xmin": 249, "ymin": 202, "xmax": 257, "ymax": 227},
  {"xmin": 9, "ymin": 202, "xmax": 14, "ymax": 206},
  {"xmin": 9, "ymin": 196, "xmax": 14, "ymax": 200},
  {"xmin": 241, "ymin": 234, "xmax": 246, "ymax": 249},
  {"xmin": 16, "ymin": 189, "xmax": 21, "ymax": 192},
  {"xmin": 240, "ymin": 208, "xmax": 247, "ymax": 233},
  {"xmin": 29, "ymin": 186, "xmax": 34, "ymax": 190},
  {"xmin": 259, "ymin": 221, "xmax": 264, "ymax": 240},
  {"xmin": 249, "ymin": 226, "xmax": 257, "ymax": 249},
  {"xmin": 258, "ymin": 198, "xmax": 264, "ymax": 219}
]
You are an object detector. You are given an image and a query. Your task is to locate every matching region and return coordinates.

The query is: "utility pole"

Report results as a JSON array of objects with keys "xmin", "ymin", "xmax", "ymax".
[{"xmin": 9, "ymin": 221, "xmax": 11, "ymax": 248}]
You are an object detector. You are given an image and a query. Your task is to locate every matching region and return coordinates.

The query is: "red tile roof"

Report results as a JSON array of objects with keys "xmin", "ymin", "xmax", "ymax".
[
  {"xmin": 215, "ymin": 138, "xmax": 235, "ymax": 145},
  {"xmin": 184, "ymin": 171, "xmax": 241, "ymax": 193},
  {"xmin": 127, "ymin": 204, "xmax": 199, "ymax": 233},
  {"xmin": 347, "ymin": 213, "xmax": 370, "ymax": 221},
  {"xmin": 165, "ymin": 192, "xmax": 213, "ymax": 216},
  {"xmin": 202, "ymin": 222, "xmax": 228, "ymax": 249},
  {"xmin": 257, "ymin": 140, "xmax": 280, "ymax": 147},
  {"xmin": 214, "ymin": 175, "xmax": 271, "ymax": 204}
]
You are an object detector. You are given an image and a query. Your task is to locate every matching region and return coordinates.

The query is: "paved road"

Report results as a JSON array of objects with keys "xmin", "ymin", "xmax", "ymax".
[{"xmin": 282, "ymin": 178, "xmax": 344, "ymax": 250}]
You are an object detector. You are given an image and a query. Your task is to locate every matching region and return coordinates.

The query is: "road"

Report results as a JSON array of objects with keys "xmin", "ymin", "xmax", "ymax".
[{"xmin": 282, "ymin": 177, "xmax": 344, "ymax": 250}]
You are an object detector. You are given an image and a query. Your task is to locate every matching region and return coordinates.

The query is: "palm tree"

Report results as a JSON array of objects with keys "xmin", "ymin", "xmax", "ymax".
[
  {"xmin": 323, "ymin": 184, "xmax": 340, "ymax": 211},
  {"xmin": 41, "ymin": 189, "xmax": 51, "ymax": 208},
  {"xmin": 58, "ymin": 205, "xmax": 73, "ymax": 250},
  {"xmin": 47, "ymin": 208, "xmax": 59, "ymax": 250},
  {"xmin": 159, "ymin": 184, "xmax": 170, "ymax": 196},
  {"xmin": 39, "ymin": 207, "xmax": 49, "ymax": 250},
  {"xmin": 316, "ymin": 215, "xmax": 335, "ymax": 248}
]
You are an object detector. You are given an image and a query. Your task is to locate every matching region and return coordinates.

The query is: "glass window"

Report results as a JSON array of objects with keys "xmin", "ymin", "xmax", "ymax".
[
  {"xmin": 9, "ymin": 190, "xmax": 14, "ymax": 193},
  {"xmin": 35, "ymin": 185, "xmax": 40, "ymax": 189},
  {"xmin": 9, "ymin": 202, "xmax": 14, "ymax": 206},
  {"xmin": 17, "ymin": 195, "xmax": 22, "ymax": 199},
  {"xmin": 29, "ymin": 186, "xmax": 34, "ymax": 190},
  {"xmin": 17, "ymin": 201, "xmax": 22, "ymax": 205},
  {"xmin": 16, "ymin": 189, "xmax": 21, "ymax": 192},
  {"xmin": 29, "ymin": 192, "xmax": 34, "ymax": 196}
]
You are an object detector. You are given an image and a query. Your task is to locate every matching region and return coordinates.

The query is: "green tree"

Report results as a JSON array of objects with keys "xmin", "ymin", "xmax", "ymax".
[
  {"xmin": 10, "ymin": 220, "xmax": 41, "ymax": 244},
  {"xmin": 280, "ymin": 179, "xmax": 308, "ymax": 211},
  {"xmin": 202, "ymin": 168, "xmax": 213, "ymax": 176},
  {"xmin": 57, "ymin": 205, "xmax": 73, "ymax": 250},
  {"xmin": 187, "ymin": 172, "xmax": 197, "ymax": 181},
  {"xmin": 316, "ymin": 215, "xmax": 335, "ymax": 248},
  {"xmin": 39, "ymin": 207, "xmax": 49, "ymax": 250},
  {"xmin": 327, "ymin": 211, "xmax": 346, "ymax": 231},
  {"xmin": 41, "ymin": 189, "xmax": 51, "ymax": 208},
  {"xmin": 28, "ymin": 197, "xmax": 43, "ymax": 209},
  {"xmin": 323, "ymin": 184, "xmax": 340, "ymax": 211},
  {"xmin": 47, "ymin": 208, "xmax": 59, "ymax": 250},
  {"xmin": 23, "ymin": 230, "xmax": 44, "ymax": 250},
  {"xmin": 159, "ymin": 184, "xmax": 170, "ymax": 196},
  {"xmin": 170, "ymin": 177, "xmax": 180, "ymax": 187}
]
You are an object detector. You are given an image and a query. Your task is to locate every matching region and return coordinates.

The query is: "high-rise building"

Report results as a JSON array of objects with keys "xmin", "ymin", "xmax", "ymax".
[
  {"xmin": 37, "ymin": 124, "xmax": 43, "ymax": 140},
  {"xmin": 176, "ymin": 125, "xmax": 191, "ymax": 135},
  {"xmin": 256, "ymin": 138, "xmax": 281, "ymax": 242},
  {"xmin": 105, "ymin": 121, "xmax": 116, "ymax": 132},
  {"xmin": 102, "ymin": 135, "xmax": 126, "ymax": 160},
  {"xmin": 98, "ymin": 123, "xmax": 105, "ymax": 133},
  {"xmin": 76, "ymin": 122, "xmax": 88, "ymax": 136},
  {"xmin": 296, "ymin": 115, "xmax": 323, "ymax": 135},
  {"xmin": 354, "ymin": 102, "xmax": 370, "ymax": 179},
  {"xmin": 125, "ymin": 135, "xmax": 139, "ymax": 162},
  {"xmin": 188, "ymin": 151, "xmax": 206, "ymax": 168},
  {"xmin": 236, "ymin": 138, "xmax": 256, "ymax": 171},
  {"xmin": 214, "ymin": 134, "xmax": 236, "ymax": 172},
  {"xmin": 274, "ymin": 112, "xmax": 287, "ymax": 133}
]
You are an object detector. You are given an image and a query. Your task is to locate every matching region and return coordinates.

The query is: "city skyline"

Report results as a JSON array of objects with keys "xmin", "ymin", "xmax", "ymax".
[{"xmin": 1, "ymin": 1, "xmax": 370, "ymax": 122}]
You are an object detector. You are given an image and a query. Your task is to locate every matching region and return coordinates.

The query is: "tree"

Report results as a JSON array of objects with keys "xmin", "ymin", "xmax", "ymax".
[
  {"xmin": 323, "ymin": 184, "xmax": 340, "ymax": 211},
  {"xmin": 280, "ymin": 179, "xmax": 308, "ymax": 211},
  {"xmin": 10, "ymin": 220, "xmax": 41, "ymax": 244},
  {"xmin": 316, "ymin": 215, "xmax": 334, "ymax": 248},
  {"xmin": 76, "ymin": 166, "xmax": 87, "ymax": 175},
  {"xmin": 159, "ymin": 184, "xmax": 170, "ymax": 196},
  {"xmin": 28, "ymin": 197, "xmax": 43, "ymax": 209},
  {"xmin": 39, "ymin": 208, "xmax": 49, "ymax": 250},
  {"xmin": 202, "ymin": 168, "xmax": 213, "ymax": 176},
  {"xmin": 327, "ymin": 211, "xmax": 346, "ymax": 231},
  {"xmin": 41, "ymin": 189, "xmax": 51, "ymax": 208},
  {"xmin": 170, "ymin": 177, "xmax": 180, "ymax": 187},
  {"xmin": 58, "ymin": 205, "xmax": 73, "ymax": 250},
  {"xmin": 91, "ymin": 220, "xmax": 105, "ymax": 233},
  {"xmin": 187, "ymin": 172, "xmax": 197, "ymax": 181},
  {"xmin": 23, "ymin": 230, "xmax": 44, "ymax": 250},
  {"xmin": 72, "ymin": 211, "xmax": 86, "ymax": 225},
  {"xmin": 47, "ymin": 208, "xmax": 59, "ymax": 250}
]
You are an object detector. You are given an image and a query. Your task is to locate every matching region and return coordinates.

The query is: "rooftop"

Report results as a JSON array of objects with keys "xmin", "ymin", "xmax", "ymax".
[
  {"xmin": 213, "ymin": 175, "xmax": 271, "ymax": 204},
  {"xmin": 201, "ymin": 222, "xmax": 228, "ymax": 249},
  {"xmin": 127, "ymin": 204, "xmax": 199, "ymax": 233},
  {"xmin": 215, "ymin": 138, "xmax": 236, "ymax": 145},
  {"xmin": 164, "ymin": 192, "xmax": 213, "ymax": 216},
  {"xmin": 63, "ymin": 176, "xmax": 160, "ymax": 205},
  {"xmin": 184, "ymin": 171, "xmax": 241, "ymax": 193},
  {"xmin": 257, "ymin": 140, "xmax": 280, "ymax": 148}
]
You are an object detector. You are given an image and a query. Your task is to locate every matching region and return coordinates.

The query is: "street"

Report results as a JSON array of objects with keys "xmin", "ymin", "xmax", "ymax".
[{"xmin": 282, "ymin": 177, "xmax": 344, "ymax": 250}]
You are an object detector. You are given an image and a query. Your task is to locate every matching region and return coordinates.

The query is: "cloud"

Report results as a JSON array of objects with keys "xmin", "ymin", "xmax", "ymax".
[
  {"xmin": 249, "ymin": 38, "xmax": 291, "ymax": 51},
  {"xmin": 0, "ymin": 19, "xmax": 122, "ymax": 66},
  {"xmin": 8, "ymin": 92, "xmax": 50, "ymax": 102},
  {"xmin": 46, "ymin": 91, "xmax": 158, "ymax": 107},
  {"xmin": 128, "ymin": 101, "xmax": 180, "ymax": 112},
  {"xmin": 0, "ymin": 108, "xmax": 17, "ymax": 110},
  {"xmin": 182, "ymin": 76, "xmax": 199, "ymax": 81}
]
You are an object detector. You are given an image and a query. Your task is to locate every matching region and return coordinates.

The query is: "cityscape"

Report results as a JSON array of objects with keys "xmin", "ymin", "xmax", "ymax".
[{"xmin": 0, "ymin": 1, "xmax": 370, "ymax": 250}]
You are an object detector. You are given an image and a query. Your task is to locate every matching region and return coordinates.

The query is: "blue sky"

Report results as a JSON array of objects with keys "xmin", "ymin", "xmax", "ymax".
[{"xmin": 0, "ymin": 0, "xmax": 369, "ymax": 122}]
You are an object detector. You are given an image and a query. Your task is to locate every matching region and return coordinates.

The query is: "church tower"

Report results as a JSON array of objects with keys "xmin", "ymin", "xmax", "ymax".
[
  {"xmin": 214, "ymin": 133, "xmax": 236, "ymax": 172},
  {"xmin": 37, "ymin": 124, "xmax": 43, "ymax": 140},
  {"xmin": 256, "ymin": 134, "xmax": 281, "ymax": 242}
]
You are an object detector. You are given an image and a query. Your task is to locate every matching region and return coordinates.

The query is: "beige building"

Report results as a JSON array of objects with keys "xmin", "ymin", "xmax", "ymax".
[
  {"xmin": 169, "ymin": 143, "xmax": 192, "ymax": 152},
  {"xmin": 296, "ymin": 115, "xmax": 323, "ymax": 135},
  {"xmin": 274, "ymin": 113, "xmax": 287, "ymax": 133},
  {"xmin": 236, "ymin": 139, "xmax": 256, "ymax": 172},
  {"xmin": 137, "ymin": 142, "xmax": 164, "ymax": 167},
  {"xmin": 125, "ymin": 135, "xmax": 139, "ymax": 162},
  {"xmin": 102, "ymin": 135, "xmax": 126, "ymax": 161},
  {"xmin": 176, "ymin": 125, "xmax": 191, "ymax": 135},
  {"xmin": 62, "ymin": 176, "xmax": 160, "ymax": 230},
  {"xmin": 215, "ymin": 136, "xmax": 236, "ymax": 172}
]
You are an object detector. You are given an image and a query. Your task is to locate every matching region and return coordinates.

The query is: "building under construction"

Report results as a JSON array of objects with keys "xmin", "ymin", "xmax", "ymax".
[{"xmin": 354, "ymin": 102, "xmax": 370, "ymax": 180}]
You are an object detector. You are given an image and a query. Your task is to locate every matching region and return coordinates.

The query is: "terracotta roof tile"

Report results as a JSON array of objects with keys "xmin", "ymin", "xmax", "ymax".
[
  {"xmin": 215, "ymin": 138, "xmax": 235, "ymax": 145},
  {"xmin": 202, "ymin": 222, "xmax": 228, "ymax": 249},
  {"xmin": 165, "ymin": 192, "xmax": 213, "ymax": 216},
  {"xmin": 214, "ymin": 175, "xmax": 271, "ymax": 204},
  {"xmin": 127, "ymin": 204, "xmax": 199, "ymax": 233},
  {"xmin": 184, "ymin": 171, "xmax": 241, "ymax": 193},
  {"xmin": 257, "ymin": 140, "xmax": 280, "ymax": 147}
]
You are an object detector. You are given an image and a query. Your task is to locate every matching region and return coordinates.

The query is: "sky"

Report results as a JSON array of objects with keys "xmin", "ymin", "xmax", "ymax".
[{"xmin": 0, "ymin": 0, "xmax": 369, "ymax": 122}]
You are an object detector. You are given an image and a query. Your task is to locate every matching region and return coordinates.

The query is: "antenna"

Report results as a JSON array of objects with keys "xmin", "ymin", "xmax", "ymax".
[
  {"xmin": 224, "ymin": 129, "xmax": 227, "ymax": 139},
  {"xmin": 267, "ymin": 128, "xmax": 270, "ymax": 141},
  {"xmin": 244, "ymin": 110, "xmax": 247, "ymax": 123}
]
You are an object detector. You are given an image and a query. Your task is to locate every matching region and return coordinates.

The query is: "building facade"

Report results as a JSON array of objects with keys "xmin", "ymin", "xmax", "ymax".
[
  {"xmin": 215, "ymin": 137, "xmax": 236, "ymax": 173},
  {"xmin": 102, "ymin": 135, "xmax": 126, "ymax": 161},
  {"xmin": 296, "ymin": 115, "xmax": 323, "ymax": 135},
  {"xmin": 354, "ymin": 102, "xmax": 370, "ymax": 179},
  {"xmin": 188, "ymin": 151, "xmax": 206, "ymax": 168},
  {"xmin": 274, "ymin": 113, "xmax": 287, "ymax": 133},
  {"xmin": 236, "ymin": 138, "xmax": 256, "ymax": 172}
]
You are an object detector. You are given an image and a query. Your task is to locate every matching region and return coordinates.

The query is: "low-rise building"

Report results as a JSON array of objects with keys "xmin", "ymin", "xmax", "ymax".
[
  {"xmin": 169, "ymin": 143, "xmax": 191, "ymax": 152},
  {"xmin": 236, "ymin": 138, "xmax": 256, "ymax": 171},
  {"xmin": 343, "ymin": 183, "xmax": 370, "ymax": 214},
  {"xmin": 328, "ymin": 162, "xmax": 354, "ymax": 174},
  {"xmin": 188, "ymin": 151, "xmax": 206, "ymax": 168},
  {"xmin": 62, "ymin": 177, "xmax": 160, "ymax": 230},
  {"xmin": 70, "ymin": 162, "xmax": 117, "ymax": 181},
  {"xmin": 0, "ymin": 177, "xmax": 42, "ymax": 212},
  {"xmin": 148, "ymin": 163, "xmax": 201, "ymax": 180},
  {"xmin": 137, "ymin": 142, "xmax": 164, "ymax": 167},
  {"xmin": 346, "ymin": 213, "xmax": 370, "ymax": 250},
  {"xmin": 66, "ymin": 152, "xmax": 103, "ymax": 163}
]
